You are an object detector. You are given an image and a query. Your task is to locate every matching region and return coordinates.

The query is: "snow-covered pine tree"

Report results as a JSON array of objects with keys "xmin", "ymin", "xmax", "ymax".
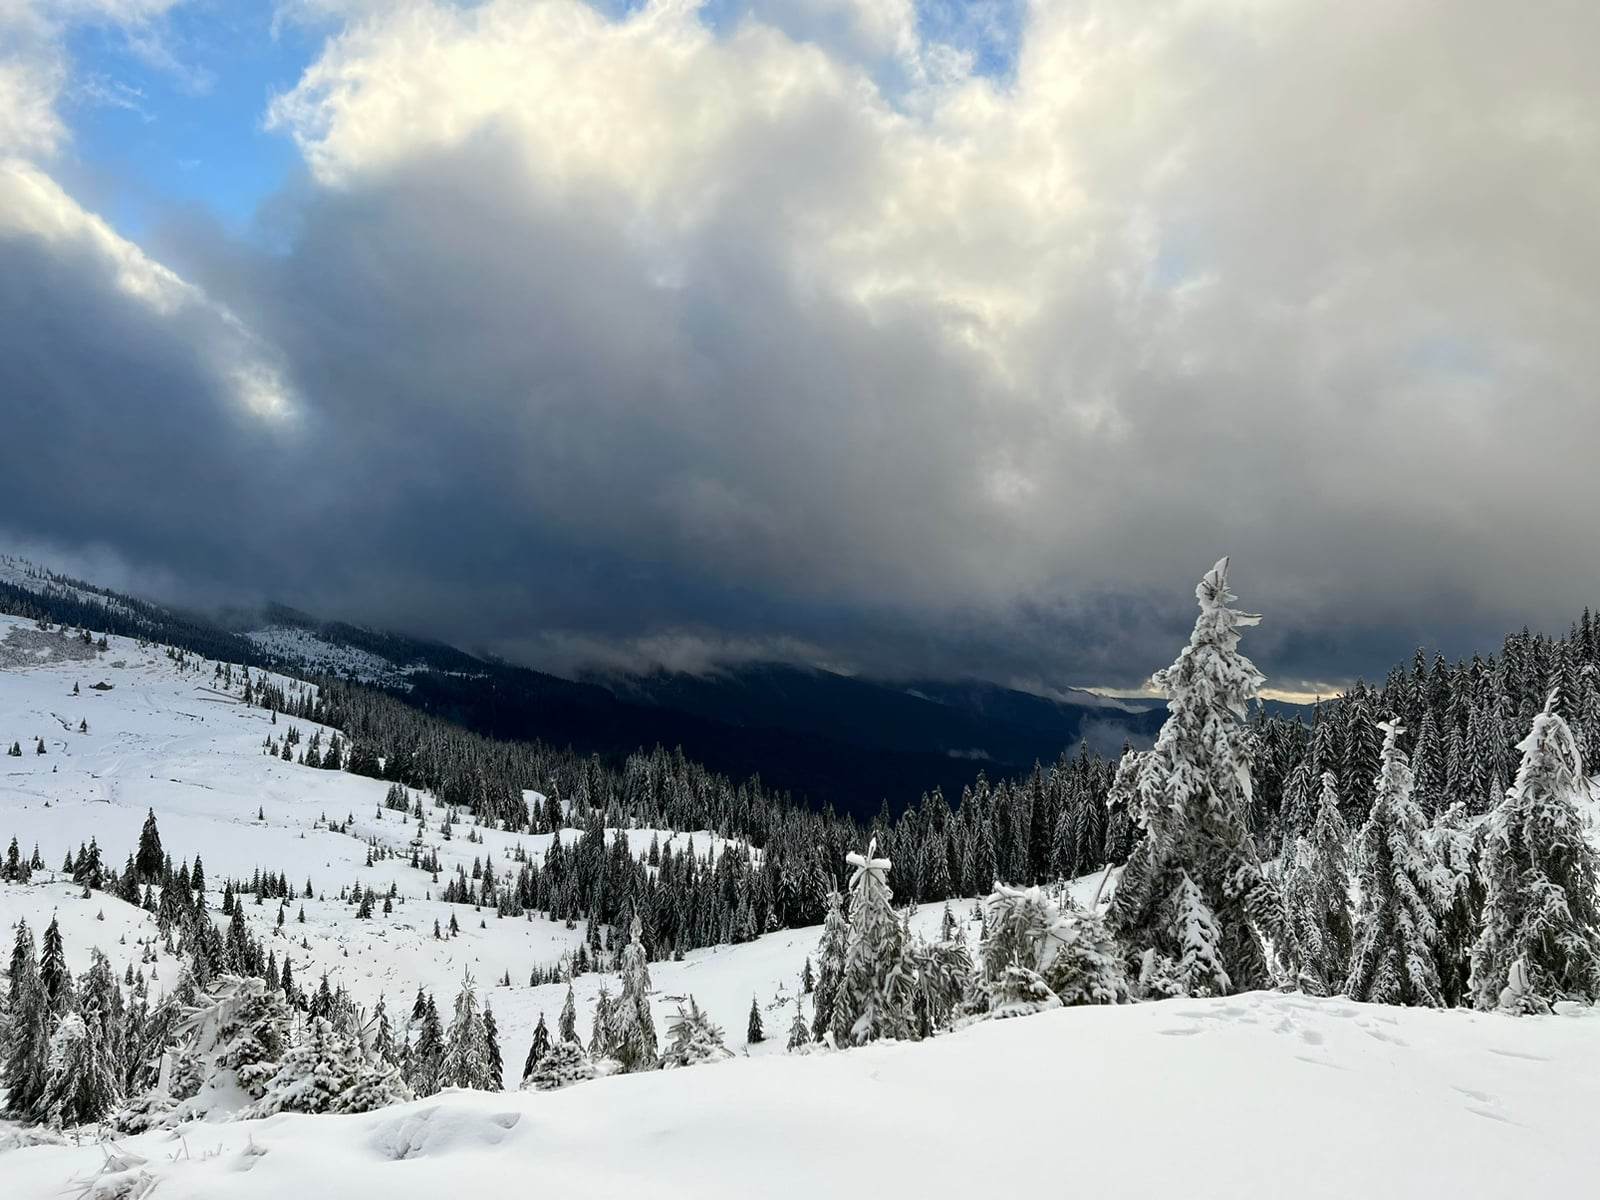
[
  {"xmin": 829, "ymin": 839, "xmax": 916, "ymax": 1046},
  {"xmin": 1106, "ymin": 558, "xmax": 1280, "ymax": 996},
  {"xmin": 1429, "ymin": 800, "xmax": 1485, "ymax": 1007},
  {"xmin": 39, "ymin": 915, "xmax": 73, "ymax": 1014},
  {"xmin": 912, "ymin": 930, "xmax": 974, "ymax": 1036},
  {"xmin": 39, "ymin": 1012, "xmax": 120, "ymax": 1126},
  {"xmin": 786, "ymin": 998, "xmax": 809, "ymax": 1052},
  {"xmin": 810, "ymin": 890, "xmax": 848, "ymax": 1042},
  {"xmin": 522, "ymin": 1040, "xmax": 596, "ymax": 1091},
  {"xmin": 1470, "ymin": 692, "xmax": 1600, "ymax": 1011},
  {"xmin": 558, "ymin": 979, "xmax": 580, "ymax": 1044},
  {"xmin": 165, "ymin": 974, "xmax": 291, "ymax": 1117},
  {"xmin": 589, "ymin": 986, "xmax": 615, "ymax": 1060},
  {"xmin": 483, "ymin": 1004, "xmax": 503, "ymax": 1090},
  {"xmin": 246, "ymin": 1015, "xmax": 397, "ymax": 1116},
  {"xmin": 661, "ymin": 997, "xmax": 733, "ymax": 1068},
  {"xmin": 135, "ymin": 809, "xmax": 164, "ymax": 882},
  {"xmin": 746, "ymin": 995, "xmax": 764, "ymax": 1045},
  {"xmin": 1281, "ymin": 771, "xmax": 1353, "ymax": 995},
  {"xmin": 1345, "ymin": 719, "xmax": 1447, "ymax": 1006},
  {"xmin": 980, "ymin": 884, "xmax": 1128, "ymax": 1013},
  {"xmin": 1101, "ymin": 748, "xmax": 1143, "ymax": 866},
  {"xmin": 441, "ymin": 972, "xmax": 491, "ymax": 1089},
  {"xmin": 2, "ymin": 920, "xmax": 49, "ymax": 1119},
  {"xmin": 521, "ymin": 1012, "xmax": 552, "ymax": 1085},
  {"xmin": 608, "ymin": 912, "xmax": 659, "ymax": 1072},
  {"xmin": 406, "ymin": 995, "xmax": 444, "ymax": 1096}
]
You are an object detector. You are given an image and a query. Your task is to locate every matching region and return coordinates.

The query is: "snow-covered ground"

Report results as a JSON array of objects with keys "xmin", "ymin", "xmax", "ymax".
[
  {"xmin": 242, "ymin": 625, "xmax": 411, "ymax": 686},
  {"xmin": 5, "ymin": 610, "xmax": 1600, "ymax": 1198},
  {"xmin": 7, "ymin": 989, "xmax": 1600, "ymax": 1199},
  {"xmin": 0, "ymin": 613, "xmax": 769, "ymax": 1084}
]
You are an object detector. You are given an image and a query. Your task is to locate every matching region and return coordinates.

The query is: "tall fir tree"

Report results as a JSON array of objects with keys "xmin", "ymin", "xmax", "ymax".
[
  {"xmin": 1107, "ymin": 558, "xmax": 1280, "ymax": 996},
  {"xmin": 829, "ymin": 839, "xmax": 915, "ymax": 1045},
  {"xmin": 1281, "ymin": 772, "xmax": 1353, "ymax": 995},
  {"xmin": 1470, "ymin": 693, "xmax": 1600, "ymax": 1011},
  {"xmin": 608, "ymin": 912, "xmax": 659, "ymax": 1072},
  {"xmin": 521, "ymin": 1012, "xmax": 552, "ymax": 1084},
  {"xmin": 810, "ymin": 890, "xmax": 848, "ymax": 1042},
  {"xmin": 1345, "ymin": 720, "xmax": 1447, "ymax": 1006},
  {"xmin": 558, "ymin": 980, "xmax": 580, "ymax": 1045},
  {"xmin": 441, "ymin": 973, "xmax": 491, "ymax": 1089}
]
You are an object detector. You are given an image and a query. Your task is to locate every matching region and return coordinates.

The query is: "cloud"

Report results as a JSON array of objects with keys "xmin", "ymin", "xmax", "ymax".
[{"xmin": 4, "ymin": 0, "xmax": 1600, "ymax": 693}]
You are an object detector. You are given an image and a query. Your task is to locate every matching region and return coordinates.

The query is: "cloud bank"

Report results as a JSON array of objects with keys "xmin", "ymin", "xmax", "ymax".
[{"xmin": 2, "ymin": 0, "xmax": 1598, "ymax": 693}]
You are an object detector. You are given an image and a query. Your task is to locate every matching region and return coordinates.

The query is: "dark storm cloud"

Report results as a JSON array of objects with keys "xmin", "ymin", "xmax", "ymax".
[{"xmin": 4, "ymin": 0, "xmax": 1600, "ymax": 697}]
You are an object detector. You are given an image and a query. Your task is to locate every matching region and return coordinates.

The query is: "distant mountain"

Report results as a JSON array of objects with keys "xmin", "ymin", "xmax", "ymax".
[{"xmin": 595, "ymin": 663, "xmax": 1167, "ymax": 776}]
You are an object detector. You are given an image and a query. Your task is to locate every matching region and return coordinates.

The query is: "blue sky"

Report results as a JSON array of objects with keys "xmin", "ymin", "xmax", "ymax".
[
  {"xmin": 62, "ymin": 7, "xmax": 317, "ymax": 236},
  {"xmin": 55, "ymin": 1, "xmax": 1026, "ymax": 240}
]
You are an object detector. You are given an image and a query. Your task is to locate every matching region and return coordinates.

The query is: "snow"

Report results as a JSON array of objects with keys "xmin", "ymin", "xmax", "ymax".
[
  {"xmin": 0, "ymin": 555, "xmax": 139, "ymax": 621},
  {"xmin": 6, "ymin": 990, "xmax": 1600, "ymax": 1199},
  {"xmin": 243, "ymin": 626, "xmax": 412, "ymax": 686},
  {"xmin": 6, "ymin": 610, "xmax": 1600, "ymax": 1197},
  {"xmin": 0, "ymin": 613, "xmax": 774, "ymax": 1081}
]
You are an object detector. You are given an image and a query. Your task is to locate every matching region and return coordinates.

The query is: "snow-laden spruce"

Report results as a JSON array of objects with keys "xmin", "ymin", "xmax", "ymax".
[
  {"xmin": 1469, "ymin": 692, "xmax": 1600, "ymax": 1012},
  {"xmin": 1106, "ymin": 558, "xmax": 1281, "ymax": 996},
  {"xmin": 607, "ymin": 912, "xmax": 659, "ymax": 1072},
  {"xmin": 662, "ymin": 996, "xmax": 732, "ymax": 1068},
  {"xmin": 1345, "ymin": 720, "xmax": 1447, "ymax": 1006},
  {"xmin": 978, "ymin": 884, "xmax": 1127, "ymax": 1015},
  {"xmin": 1281, "ymin": 771, "xmax": 1353, "ymax": 995},
  {"xmin": 809, "ymin": 889, "xmax": 848, "ymax": 1042},
  {"xmin": 829, "ymin": 839, "xmax": 916, "ymax": 1044}
]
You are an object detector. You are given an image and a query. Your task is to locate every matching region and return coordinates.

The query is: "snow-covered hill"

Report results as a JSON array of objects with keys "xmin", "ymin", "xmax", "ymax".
[
  {"xmin": 0, "ymin": 613, "xmax": 777, "ymax": 1085},
  {"xmin": 7, "ymin": 988, "xmax": 1600, "ymax": 1199}
]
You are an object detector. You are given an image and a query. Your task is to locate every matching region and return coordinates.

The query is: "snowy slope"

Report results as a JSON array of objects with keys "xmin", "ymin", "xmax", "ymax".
[
  {"xmin": 7, "ymin": 989, "xmax": 1600, "ymax": 1199},
  {"xmin": 0, "ymin": 613, "xmax": 768, "ymax": 1085},
  {"xmin": 243, "ymin": 626, "xmax": 411, "ymax": 686}
]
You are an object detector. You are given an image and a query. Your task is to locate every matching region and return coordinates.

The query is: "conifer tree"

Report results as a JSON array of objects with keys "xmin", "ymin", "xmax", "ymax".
[
  {"xmin": 786, "ymin": 998, "xmax": 809, "ymax": 1052},
  {"xmin": 407, "ymin": 996, "xmax": 444, "ymax": 1096},
  {"xmin": 40, "ymin": 1013, "xmax": 120, "ymax": 1126},
  {"xmin": 38, "ymin": 916, "xmax": 72, "ymax": 1015},
  {"xmin": 830, "ymin": 839, "xmax": 915, "ymax": 1045},
  {"xmin": 1107, "ymin": 559, "xmax": 1279, "ymax": 995},
  {"xmin": 2, "ymin": 922, "xmax": 48, "ymax": 1119},
  {"xmin": 1430, "ymin": 800, "xmax": 1485, "ymax": 1006},
  {"xmin": 589, "ymin": 986, "xmax": 614, "ymax": 1059},
  {"xmin": 558, "ymin": 980, "xmax": 579, "ymax": 1044},
  {"xmin": 136, "ymin": 809, "xmax": 163, "ymax": 882},
  {"xmin": 608, "ymin": 912, "xmax": 659, "ymax": 1072},
  {"xmin": 810, "ymin": 890, "xmax": 848, "ymax": 1042},
  {"xmin": 661, "ymin": 997, "xmax": 732, "ymax": 1068},
  {"xmin": 483, "ymin": 1004, "xmax": 503, "ymax": 1090},
  {"xmin": 1470, "ymin": 694, "xmax": 1600, "ymax": 1011},
  {"xmin": 1346, "ymin": 720, "xmax": 1447, "ymax": 1006},
  {"xmin": 521, "ymin": 1012, "xmax": 552, "ymax": 1084},
  {"xmin": 442, "ymin": 972, "xmax": 490, "ymax": 1089},
  {"xmin": 521, "ymin": 1040, "xmax": 596, "ymax": 1090},
  {"xmin": 1282, "ymin": 771, "xmax": 1353, "ymax": 995},
  {"xmin": 746, "ymin": 995, "xmax": 764, "ymax": 1045}
]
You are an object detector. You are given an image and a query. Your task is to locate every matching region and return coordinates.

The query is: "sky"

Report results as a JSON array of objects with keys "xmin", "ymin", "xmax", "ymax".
[{"xmin": 1, "ymin": 0, "xmax": 1596, "ymax": 701}]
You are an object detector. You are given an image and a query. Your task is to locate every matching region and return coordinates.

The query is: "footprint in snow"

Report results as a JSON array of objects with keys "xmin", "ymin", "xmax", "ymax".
[
  {"xmin": 1157, "ymin": 1026, "xmax": 1203, "ymax": 1036},
  {"xmin": 1487, "ymin": 1047, "xmax": 1548, "ymax": 1062}
]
